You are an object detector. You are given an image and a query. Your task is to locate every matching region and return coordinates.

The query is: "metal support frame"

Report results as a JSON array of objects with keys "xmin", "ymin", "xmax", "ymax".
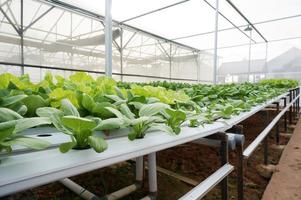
[
  {"xmin": 23, "ymin": 6, "xmax": 54, "ymax": 32},
  {"xmin": 282, "ymin": 97, "xmax": 287, "ymax": 132},
  {"xmin": 263, "ymin": 109, "xmax": 269, "ymax": 165},
  {"xmin": 231, "ymin": 125, "xmax": 244, "ymax": 200},
  {"xmin": 234, "ymin": 90, "xmax": 300, "ymax": 200},
  {"xmin": 179, "ymin": 164, "xmax": 234, "ymax": 200},
  {"xmin": 272, "ymin": 102, "xmax": 280, "ymax": 145},
  {"xmin": 219, "ymin": 133, "xmax": 229, "ymax": 200},
  {"xmin": 213, "ymin": 0, "xmax": 219, "ymax": 85},
  {"xmin": 20, "ymin": 0, "xmax": 24, "ymax": 74},
  {"xmin": 105, "ymin": 0, "xmax": 112, "ymax": 77},
  {"xmin": 225, "ymin": 0, "xmax": 268, "ymax": 43},
  {"xmin": 289, "ymin": 90, "xmax": 293, "ymax": 124},
  {"xmin": 193, "ymin": 132, "xmax": 231, "ymax": 200}
]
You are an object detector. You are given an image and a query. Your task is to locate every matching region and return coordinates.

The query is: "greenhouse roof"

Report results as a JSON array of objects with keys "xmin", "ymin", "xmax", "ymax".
[{"xmin": 40, "ymin": 0, "xmax": 301, "ymax": 50}]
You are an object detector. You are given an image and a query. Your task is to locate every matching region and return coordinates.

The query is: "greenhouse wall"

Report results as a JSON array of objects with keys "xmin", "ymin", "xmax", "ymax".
[{"xmin": 0, "ymin": 0, "xmax": 215, "ymax": 84}]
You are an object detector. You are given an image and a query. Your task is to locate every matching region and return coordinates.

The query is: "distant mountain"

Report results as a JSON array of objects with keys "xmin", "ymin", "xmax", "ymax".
[{"xmin": 267, "ymin": 47, "xmax": 301, "ymax": 72}]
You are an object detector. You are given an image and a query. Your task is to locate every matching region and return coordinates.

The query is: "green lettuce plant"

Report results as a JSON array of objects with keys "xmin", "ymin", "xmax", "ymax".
[
  {"xmin": 0, "ymin": 108, "xmax": 51, "ymax": 154},
  {"xmin": 37, "ymin": 99, "xmax": 108, "ymax": 153}
]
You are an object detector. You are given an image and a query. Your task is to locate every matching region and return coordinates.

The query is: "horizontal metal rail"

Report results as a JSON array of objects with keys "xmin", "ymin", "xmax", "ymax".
[
  {"xmin": 179, "ymin": 164, "xmax": 234, "ymax": 200},
  {"xmin": 0, "ymin": 61, "xmax": 206, "ymax": 82},
  {"xmin": 243, "ymin": 93, "xmax": 300, "ymax": 158}
]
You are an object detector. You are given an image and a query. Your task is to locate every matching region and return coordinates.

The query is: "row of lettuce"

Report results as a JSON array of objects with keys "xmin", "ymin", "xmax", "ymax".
[{"xmin": 0, "ymin": 72, "xmax": 298, "ymax": 155}]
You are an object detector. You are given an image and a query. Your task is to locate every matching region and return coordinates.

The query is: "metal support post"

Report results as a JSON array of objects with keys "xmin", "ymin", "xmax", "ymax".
[
  {"xmin": 289, "ymin": 91, "xmax": 292, "ymax": 124},
  {"xmin": 230, "ymin": 125, "xmax": 245, "ymax": 200},
  {"xmin": 147, "ymin": 153, "xmax": 157, "ymax": 199},
  {"xmin": 20, "ymin": 0, "xmax": 24, "ymax": 74},
  {"xmin": 297, "ymin": 87, "xmax": 300, "ymax": 117},
  {"xmin": 264, "ymin": 110, "xmax": 269, "ymax": 165},
  {"xmin": 235, "ymin": 137, "xmax": 244, "ymax": 200},
  {"xmin": 169, "ymin": 43, "xmax": 172, "ymax": 81},
  {"xmin": 275, "ymin": 102, "xmax": 280, "ymax": 145},
  {"xmin": 105, "ymin": 0, "xmax": 112, "ymax": 77},
  {"xmin": 119, "ymin": 28, "xmax": 123, "ymax": 82},
  {"xmin": 219, "ymin": 133, "xmax": 229, "ymax": 200},
  {"xmin": 283, "ymin": 97, "xmax": 287, "ymax": 132},
  {"xmin": 213, "ymin": 0, "xmax": 219, "ymax": 84},
  {"xmin": 247, "ymin": 30, "xmax": 252, "ymax": 82}
]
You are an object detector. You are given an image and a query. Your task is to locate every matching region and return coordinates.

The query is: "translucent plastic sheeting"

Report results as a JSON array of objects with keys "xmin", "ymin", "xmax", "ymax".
[
  {"xmin": 0, "ymin": 0, "xmax": 21, "ymax": 64},
  {"xmin": 170, "ymin": 45, "xmax": 198, "ymax": 80},
  {"xmin": 217, "ymin": 44, "xmax": 250, "ymax": 83},
  {"xmin": 198, "ymin": 50, "xmax": 214, "ymax": 83},
  {"xmin": 0, "ymin": 64, "xmax": 21, "ymax": 75},
  {"xmin": 121, "ymin": 29, "xmax": 171, "ymax": 79},
  {"xmin": 231, "ymin": 0, "xmax": 301, "ymax": 23},
  {"xmin": 266, "ymin": 38, "xmax": 301, "ymax": 82},
  {"xmin": 255, "ymin": 17, "xmax": 301, "ymax": 41}
]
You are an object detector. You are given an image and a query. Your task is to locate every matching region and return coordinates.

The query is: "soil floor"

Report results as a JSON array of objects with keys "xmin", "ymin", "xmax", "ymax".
[
  {"xmin": 262, "ymin": 114, "xmax": 301, "ymax": 200},
  {"xmin": 1, "ymin": 111, "xmax": 298, "ymax": 200}
]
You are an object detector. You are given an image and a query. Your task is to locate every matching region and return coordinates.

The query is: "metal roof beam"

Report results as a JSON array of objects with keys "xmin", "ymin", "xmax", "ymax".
[
  {"xmin": 225, "ymin": 0, "xmax": 268, "ymax": 42},
  {"xmin": 173, "ymin": 13, "xmax": 301, "ymax": 41},
  {"xmin": 121, "ymin": 0, "xmax": 191, "ymax": 23},
  {"xmin": 37, "ymin": 0, "xmax": 200, "ymax": 52},
  {"xmin": 203, "ymin": 0, "xmax": 256, "ymax": 44},
  {"xmin": 23, "ymin": 6, "xmax": 54, "ymax": 32}
]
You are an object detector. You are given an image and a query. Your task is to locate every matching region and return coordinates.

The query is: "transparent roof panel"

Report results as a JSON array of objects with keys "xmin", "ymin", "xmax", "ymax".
[
  {"xmin": 231, "ymin": 0, "xmax": 301, "ymax": 23},
  {"xmin": 255, "ymin": 17, "xmax": 301, "ymax": 41}
]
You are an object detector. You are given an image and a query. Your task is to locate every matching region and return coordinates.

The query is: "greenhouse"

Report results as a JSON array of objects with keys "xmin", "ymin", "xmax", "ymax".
[{"xmin": 0, "ymin": 0, "xmax": 301, "ymax": 199}]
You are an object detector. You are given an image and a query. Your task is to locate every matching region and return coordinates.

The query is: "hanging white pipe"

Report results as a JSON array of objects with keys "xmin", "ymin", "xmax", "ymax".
[
  {"xmin": 105, "ymin": 0, "xmax": 113, "ymax": 77},
  {"xmin": 213, "ymin": 0, "xmax": 219, "ymax": 85}
]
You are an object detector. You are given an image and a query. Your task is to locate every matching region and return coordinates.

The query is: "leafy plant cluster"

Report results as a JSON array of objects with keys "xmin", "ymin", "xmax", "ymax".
[{"xmin": 0, "ymin": 72, "xmax": 298, "ymax": 155}]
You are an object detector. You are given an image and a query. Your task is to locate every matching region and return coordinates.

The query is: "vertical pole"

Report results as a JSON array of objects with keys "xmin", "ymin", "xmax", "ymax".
[
  {"xmin": 233, "ymin": 126, "xmax": 244, "ymax": 200},
  {"xmin": 135, "ymin": 156, "xmax": 144, "ymax": 186},
  {"xmin": 297, "ymin": 86, "xmax": 300, "ymax": 117},
  {"xmin": 289, "ymin": 91, "xmax": 292, "ymax": 124},
  {"xmin": 264, "ymin": 110, "xmax": 269, "ymax": 165},
  {"xmin": 169, "ymin": 43, "xmax": 172, "ymax": 82},
  {"xmin": 264, "ymin": 42, "xmax": 268, "ymax": 79},
  {"xmin": 275, "ymin": 102, "xmax": 280, "ymax": 145},
  {"xmin": 293, "ymin": 89, "xmax": 296, "ymax": 120},
  {"xmin": 213, "ymin": 0, "xmax": 219, "ymax": 85},
  {"xmin": 20, "ymin": 0, "xmax": 24, "ymax": 75},
  {"xmin": 247, "ymin": 30, "xmax": 252, "ymax": 82},
  {"xmin": 197, "ymin": 52, "xmax": 201, "ymax": 83},
  {"xmin": 148, "ymin": 153, "xmax": 157, "ymax": 198},
  {"xmin": 220, "ymin": 133, "xmax": 229, "ymax": 200},
  {"xmin": 120, "ymin": 28, "xmax": 123, "ymax": 82},
  {"xmin": 284, "ymin": 97, "xmax": 287, "ymax": 132},
  {"xmin": 105, "ymin": 0, "xmax": 112, "ymax": 77}
]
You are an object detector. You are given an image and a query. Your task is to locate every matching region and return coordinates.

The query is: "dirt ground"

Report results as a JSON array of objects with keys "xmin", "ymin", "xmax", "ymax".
[
  {"xmin": 262, "ymin": 116, "xmax": 301, "ymax": 200},
  {"xmin": 1, "ymin": 111, "xmax": 296, "ymax": 200}
]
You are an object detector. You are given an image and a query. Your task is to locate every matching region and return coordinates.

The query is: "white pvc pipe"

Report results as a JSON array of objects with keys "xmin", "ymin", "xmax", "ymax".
[
  {"xmin": 106, "ymin": 184, "xmax": 138, "ymax": 200},
  {"xmin": 59, "ymin": 178, "xmax": 98, "ymax": 200},
  {"xmin": 136, "ymin": 156, "xmax": 144, "ymax": 182},
  {"xmin": 148, "ymin": 153, "xmax": 157, "ymax": 193},
  {"xmin": 105, "ymin": 0, "xmax": 112, "ymax": 77},
  {"xmin": 213, "ymin": 0, "xmax": 219, "ymax": 85}
]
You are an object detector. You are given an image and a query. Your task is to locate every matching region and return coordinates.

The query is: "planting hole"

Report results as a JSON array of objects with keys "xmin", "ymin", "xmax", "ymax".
[{"xmin": 37, "ymin": 134, "xmax": 52, "ymax": 137}]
